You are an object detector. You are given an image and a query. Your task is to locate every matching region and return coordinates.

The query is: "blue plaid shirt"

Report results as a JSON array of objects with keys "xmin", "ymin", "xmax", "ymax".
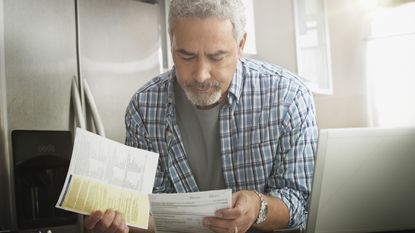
[{"xmin": 125, "ymin": 57, "xmax": 318, "ymax": 227}]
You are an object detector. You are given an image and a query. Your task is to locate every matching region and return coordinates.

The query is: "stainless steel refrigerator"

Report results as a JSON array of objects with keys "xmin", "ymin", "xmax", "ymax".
[{"xmin": 0, "ymin": 0, "xmax": 163, "ymax": 232}]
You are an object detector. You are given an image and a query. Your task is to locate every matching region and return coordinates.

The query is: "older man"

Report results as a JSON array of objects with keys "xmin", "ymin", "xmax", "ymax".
[{"xmin": 85, "ymin": 0, "xmax": 318, "ymax": 233}]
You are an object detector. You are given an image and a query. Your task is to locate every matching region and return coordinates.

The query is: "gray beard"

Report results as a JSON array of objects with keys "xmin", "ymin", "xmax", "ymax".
[{"xmin": 183, "ymin": 88, "xmax": 222, "ymax": 107}]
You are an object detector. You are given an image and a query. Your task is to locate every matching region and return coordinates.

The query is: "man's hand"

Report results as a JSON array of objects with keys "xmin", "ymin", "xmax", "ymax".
[
  {"xmin": 84, "ymin": 209, "xmax": 129, "ymax": 233},
  {"xmin": 203, "ymin": 190, "xmax": 260, "ymax": 233}
]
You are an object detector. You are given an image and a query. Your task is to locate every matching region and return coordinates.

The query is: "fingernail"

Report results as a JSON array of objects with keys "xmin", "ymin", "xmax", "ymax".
[
  {"xmin": 215, "ymin": 211, "xmax": 222, "ymax": 217},
  {"xmin": 203, "ymin": 219, "xmax": 210, "ymax": 226},
  {"xmin": 93, "ymin": 211, "xmax": 103, "ymax": 219}
]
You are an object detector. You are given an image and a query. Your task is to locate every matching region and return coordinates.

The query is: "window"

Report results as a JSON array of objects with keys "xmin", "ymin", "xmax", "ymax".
[
  {"xmin": 366, "ymin": 2, "xmax": 415, "ymax": 127},
  {"xmin": 293, "ymin": 0, "xmax": 333, "ymax": 94}
]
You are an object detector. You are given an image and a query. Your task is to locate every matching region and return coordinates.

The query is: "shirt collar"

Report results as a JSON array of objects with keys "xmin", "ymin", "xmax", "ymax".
[
  {"xmin": 227, "ymin": 59, "xmax": 244, "ymax": 105},
  {"xmin": 165, "ymin": 67, "xmax": 177, "ymax": 119},
  {"xmin": 167, "ymin": 67, "xmax": 177, "ymax": 104}
]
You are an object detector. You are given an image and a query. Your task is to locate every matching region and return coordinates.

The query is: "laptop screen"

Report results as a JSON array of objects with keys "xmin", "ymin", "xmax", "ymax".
[{"xmin": 306, "ymin": 127, "xmax": 415, "ymax": 233}]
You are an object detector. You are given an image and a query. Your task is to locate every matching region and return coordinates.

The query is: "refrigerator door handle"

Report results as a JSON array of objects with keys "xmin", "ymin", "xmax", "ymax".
[
  {"xmin": 83, "ymin": 78, "xmax": 106, "ymax": 137},
  {"xmin": 71, "ymin": 76, "xmax": 106, "ymax": 137},
  {"xmin": 71, "ymin": 76, "xmax": 86, "ymax": 130}
]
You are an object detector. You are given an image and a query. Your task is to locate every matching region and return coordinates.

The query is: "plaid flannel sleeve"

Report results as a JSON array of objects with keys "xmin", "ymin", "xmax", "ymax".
[{"xmin": 268, "ymin": 88, "xmax": 318, "ymax": 228}]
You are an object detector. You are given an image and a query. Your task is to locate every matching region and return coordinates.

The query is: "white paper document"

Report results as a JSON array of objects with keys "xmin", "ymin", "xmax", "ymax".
[
  {"xmin": 149, "ymin": 189, "xmax": 232, "ymax": 233},
  {"xmin": 56, "ymin": 128, "xmax": 159, "ymax": 229}
]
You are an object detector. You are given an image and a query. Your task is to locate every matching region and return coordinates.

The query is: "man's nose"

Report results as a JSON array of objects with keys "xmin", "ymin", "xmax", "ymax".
[{"xmin": 193, "ymin": 58, "xmax": 211, "ymax": 83}]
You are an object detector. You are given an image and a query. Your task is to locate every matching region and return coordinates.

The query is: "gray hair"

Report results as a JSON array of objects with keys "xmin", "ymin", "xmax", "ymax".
[{"xmin": 168, "ymin": 0, "xmax": 246, "ymax": 42}]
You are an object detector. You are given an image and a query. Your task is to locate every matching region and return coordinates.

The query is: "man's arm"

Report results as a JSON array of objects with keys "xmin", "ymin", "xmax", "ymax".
[
  {"xmin": 271, "ymin": 87, "xmax": 318, "ymax": 228},
  {"xmin": 204, "ymin": 87, "xmax": 318, "ymax": 232}
]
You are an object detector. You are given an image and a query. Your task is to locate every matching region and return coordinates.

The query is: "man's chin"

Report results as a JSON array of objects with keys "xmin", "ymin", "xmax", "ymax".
[
  {"xmin": 188, "ymin": 94, "xmax": 220, "ymax": 107},
  {"xmin": 190, "ymin": 99, "xmax": 216, "ymax": 107}
]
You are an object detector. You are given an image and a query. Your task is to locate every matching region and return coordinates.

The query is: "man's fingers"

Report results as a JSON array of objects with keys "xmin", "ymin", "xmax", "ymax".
[
  {"xmin": 119, "ymin": 216, "xmax": 129, "ymax": 233},
  {"xmin": 84, "ymin": 210, "xmax": 104, "ymax": 230},
  {"xmin": 94, "ymin": 209, "xmax": 118, "ymax": 232},
  {"xmin": 102, "ymin": 209, "xmax": 117, "ymax": 227},
  {"xmin": 203, "ymin": 217, "xmax": 235, "ymax": 233},
  {"xmin": 215, "ymin": 206, "xmax": 242, "ymax": 220},
  {"xmin": 206, "ymin": 190, "xmax": 259, "ymax": 232},
  {"xmin": 206, "ymin": 225, "xmax": 229, "ymax": 233},
  {"xmin": 108, "ymin": 210, "xmax": 123, "ymax": 233},
  {"xmin": 214, "ymin": 192, "xmax": 245, "ymax": 220},
  {"xmin": 84, "ymin": 209, "xmax": 129, "ymax": 233}
]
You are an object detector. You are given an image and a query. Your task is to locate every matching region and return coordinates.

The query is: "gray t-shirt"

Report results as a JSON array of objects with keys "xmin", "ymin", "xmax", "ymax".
[
  {"xmin": 174, "ymin": 82, "xmax": 226, "ymax": 191},
  {"xmin": 175, "ymin": 83, "xmax": 262, "ymax": 233}
]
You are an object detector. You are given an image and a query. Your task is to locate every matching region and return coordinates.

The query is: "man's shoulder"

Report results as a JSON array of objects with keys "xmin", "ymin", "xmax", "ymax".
[
  {"xmin": 240, "ymin": 57, "xmax": 310, "ymax": 94},
  {"xmin": 127, "ymin": 69, "xmax": 173, "ymax": 116},
  {"xmin": 135, "ymin": 69, "xmax": 173, "ymax": 95},
  {"xmin": 241, "ymin": 57, "xmax": 285, "ymax": 76}
]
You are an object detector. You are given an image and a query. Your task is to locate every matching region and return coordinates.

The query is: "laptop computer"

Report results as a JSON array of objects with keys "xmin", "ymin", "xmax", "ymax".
[{"xmin": 305, "ymin": 127, "xmax": 415, "ymax": 233}]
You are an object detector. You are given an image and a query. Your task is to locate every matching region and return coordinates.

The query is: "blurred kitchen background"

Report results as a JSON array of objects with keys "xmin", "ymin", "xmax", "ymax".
[{"xmin": 1, "ymin": 0, "xmax": 414, "ymax": 232}]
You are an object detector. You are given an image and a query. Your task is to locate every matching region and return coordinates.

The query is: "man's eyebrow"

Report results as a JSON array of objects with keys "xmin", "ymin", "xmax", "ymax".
[
  {"xmin": 177, "ymin": 49, "xmax": 195, "ymax": 56},
  {"xmin": 176, "ymin": 49, "xmax": 228, "ymax": 57},
  {"xmin": 208, "ymin": 50, "xmax": 228, "ymax": 57}
]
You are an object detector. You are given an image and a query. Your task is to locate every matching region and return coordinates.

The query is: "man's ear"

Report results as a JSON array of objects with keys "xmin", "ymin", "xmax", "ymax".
[{"xmin": 237, "ymin": 32, "xmax": 247, "ymax": 57}]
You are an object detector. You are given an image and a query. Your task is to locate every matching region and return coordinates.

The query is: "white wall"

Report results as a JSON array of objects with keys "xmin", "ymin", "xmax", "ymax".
[
  {"xmin": 314, "ymin": 0, "xmax": 370, "ymax": 129},
  {"xmin": 251, "ymin": 0, "xmax": 297, "ymax": 72},
  {"xmin": 252, "ymin": 0, "xmax": 370, "ymax": 129}
]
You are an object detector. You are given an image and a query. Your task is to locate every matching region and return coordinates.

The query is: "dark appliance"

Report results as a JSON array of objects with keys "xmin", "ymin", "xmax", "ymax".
[{"xmin": 11, "ymin": 130, "xmax": 77, "ymax": 230}]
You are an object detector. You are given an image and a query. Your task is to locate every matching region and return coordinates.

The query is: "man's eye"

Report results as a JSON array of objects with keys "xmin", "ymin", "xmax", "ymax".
[
  {"xmin": 181, "ymin": 55, "xmax": 194, "ymax": 60},
  {"xmin": 210, "ymin": 56, "xmax": 224, "ymax": 62}
]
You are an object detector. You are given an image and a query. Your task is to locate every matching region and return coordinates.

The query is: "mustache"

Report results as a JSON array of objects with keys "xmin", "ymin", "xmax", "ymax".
[{"xmin": 185, "ymin": 81, "xmax": 221, "ymax": 90}]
